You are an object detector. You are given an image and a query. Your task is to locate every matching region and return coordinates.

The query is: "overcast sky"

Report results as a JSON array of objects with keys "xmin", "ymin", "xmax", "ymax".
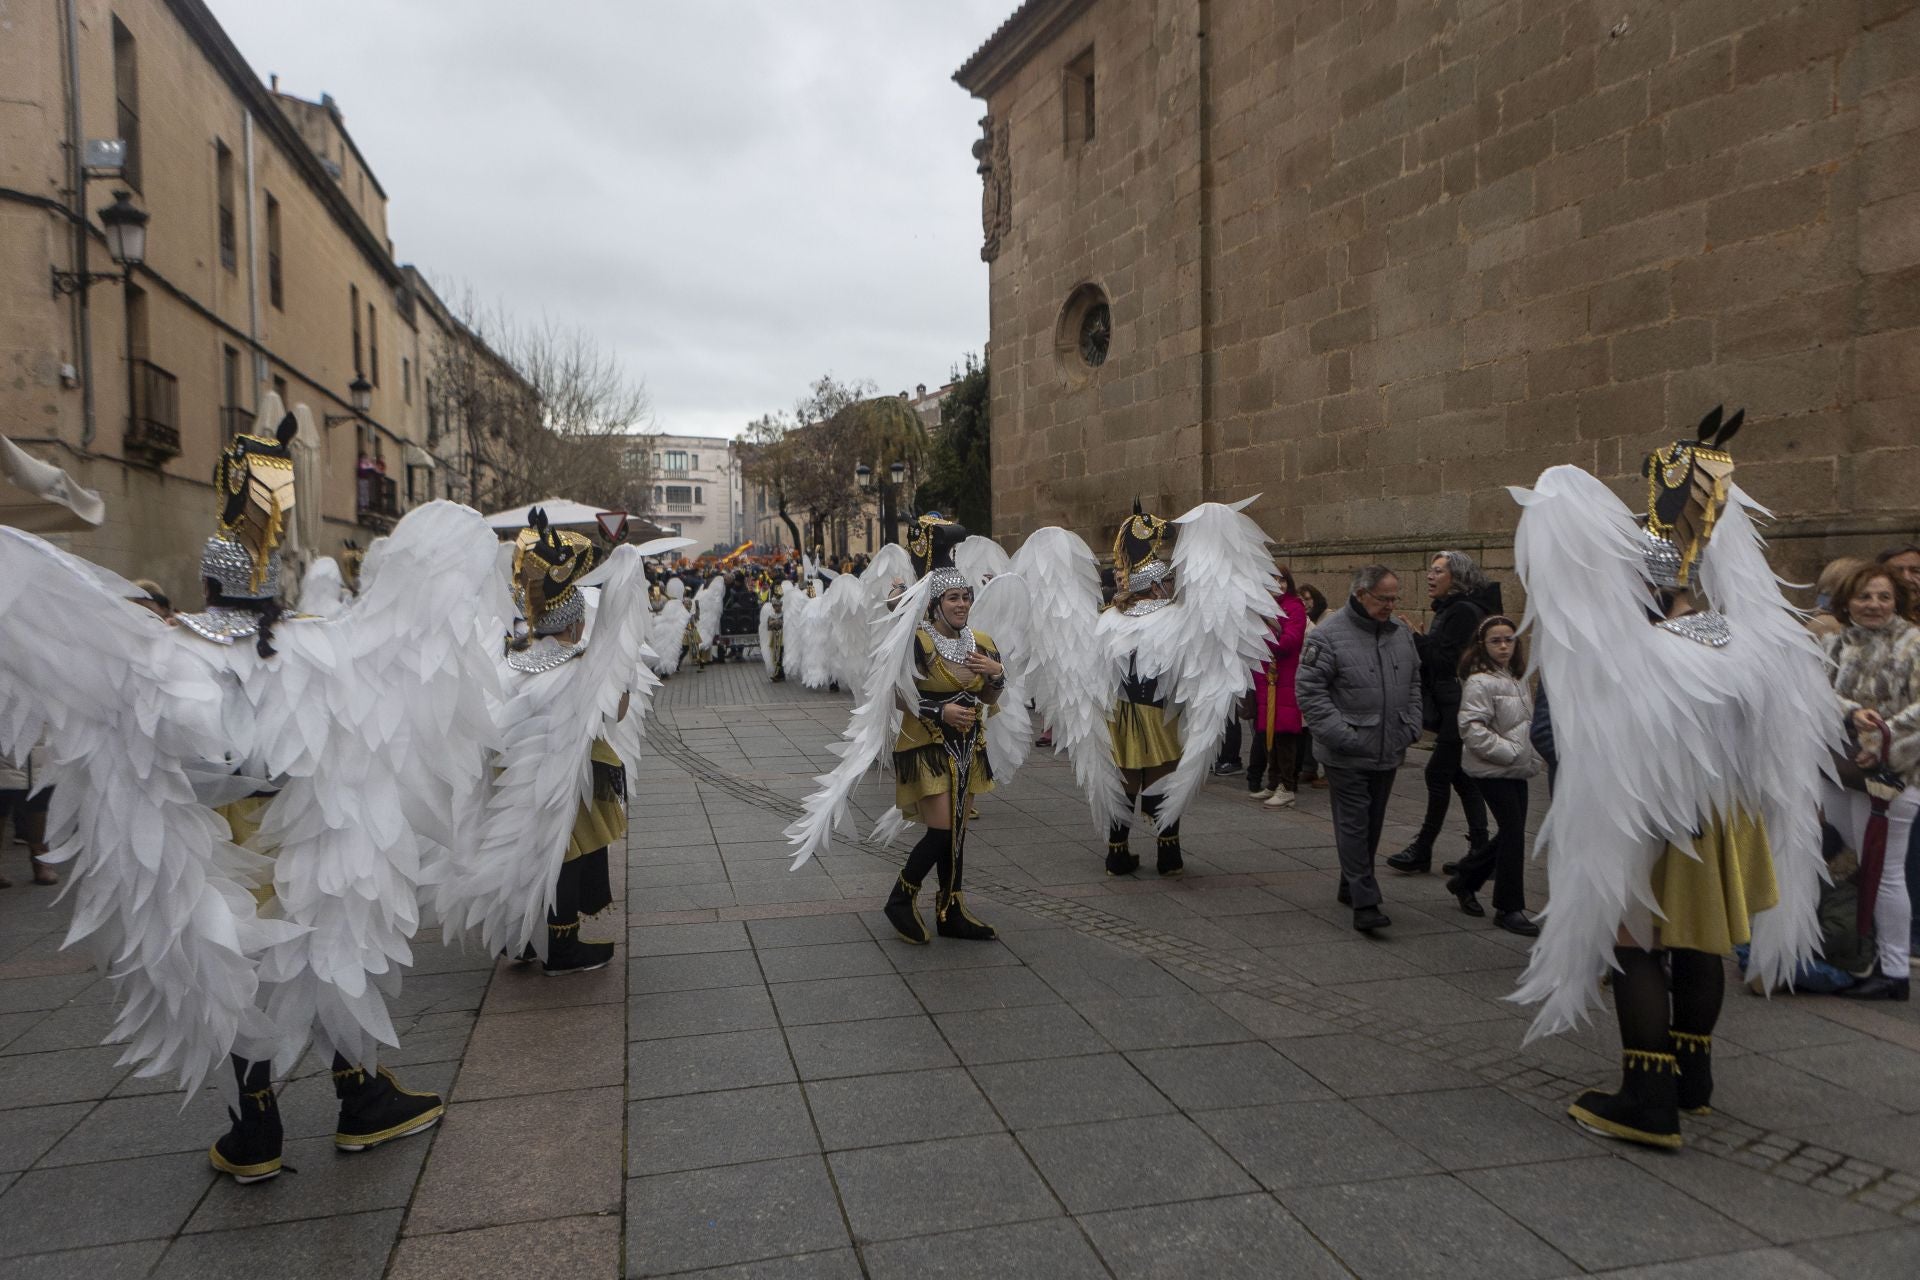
[{"xmin": 207, "ymin": 0, "xmax": 1011, "ymax": 439}]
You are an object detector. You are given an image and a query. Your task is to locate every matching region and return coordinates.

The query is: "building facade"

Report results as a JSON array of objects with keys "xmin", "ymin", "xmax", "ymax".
[
  {"xmin": 0, "ymin": 0, "xmax": 506, "ymax": 600},
  {"xmin": 643, "ymin": 433, "xmax": 743, "ymax": 553},
  {"xmin": 956, "ymin": 0, "xmax": 1919, "ymax": 591}
]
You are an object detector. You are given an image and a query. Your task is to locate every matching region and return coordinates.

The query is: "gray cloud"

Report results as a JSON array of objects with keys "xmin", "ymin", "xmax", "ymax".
[{"xmin": 207, "ymin": 0, "xmax": 1008, "ymax": 436}]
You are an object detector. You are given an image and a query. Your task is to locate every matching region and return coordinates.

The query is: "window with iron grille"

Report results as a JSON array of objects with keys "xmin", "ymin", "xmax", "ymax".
[
  {"xmin": 350, "ymin": 285, "xmax": 362, "ymax": 373},
  {"xmin": 215, "ymin": 140, "xmax": 236, "ymax": 270},
  {"xmin": 265, "ymin": 194, "xmax": 283, "ymax": 308},
  {"xmin": 113, "ymin": 17, "xmax": 141, "ymax": 190},
  {"xmin": 368, "ymin": 305, "xmax": 379, "ymax": 387}
]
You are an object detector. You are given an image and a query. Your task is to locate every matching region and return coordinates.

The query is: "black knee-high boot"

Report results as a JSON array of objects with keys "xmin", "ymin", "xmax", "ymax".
[
  {"xmin": 935, "ymin": 825, "xmax": 995, "ymax": 941},
  {"xmin": 1569, "ymin": 947, "xmax": 1680, "ymax": 1149},
  {"xmin": 885, "ymin": 828, "xmax": 943, "ymax": 944},
  {"xmin": 210, "ymin": 1054, "xmax": 283, "ymax": 1183},
  {"xmin": 1141, "ymin": 795, "xmax": 1182, "ymax": 877},
  {"xmin": 1108, "ymin": 788, "xmax": 1141, "ymax": 876},
  {"xmin": 1669, "ymin": 948, "xmax": 1725, "ymax": 1115},
  {"xmin": 545, "ymin": 856, "xmax": 615, "ymax": 976},
  {"xmin": 331, "ymin": 1052, "xmax": 445, "ymax": 1152}
]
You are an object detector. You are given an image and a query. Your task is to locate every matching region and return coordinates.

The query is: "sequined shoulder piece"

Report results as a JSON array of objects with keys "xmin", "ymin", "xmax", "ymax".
[
  {"xmin": 1121, "ymin": 597, "xmax": 1173, "ymax": 618},
  {"xmin": 506, "ymin": 641, "xmax": 586, "ymax": 674},
  {"xmin": 1655, "ymin": 610, "xmax": 1732, "ymax": 648},
  {"xmin": 176, "ymin": 607, "xmax": 261, "ymax": 645}
]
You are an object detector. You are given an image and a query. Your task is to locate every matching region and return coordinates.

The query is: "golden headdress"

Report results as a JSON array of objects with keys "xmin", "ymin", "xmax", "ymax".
[
  {"xmin": 203, "ymin": 413, "xmax": 298, "ymax": 599},
  {"xmin": 513, "ymin": 507, "xmax": 600, "ymax": 636},
  {"xmin": 1641, "ymin": 405, "xmax": 1741, "ymax": 589},
  {"xmin": 908, "ymin": 512, "xmax": 969, "ymax": 593},
  {"xmin": 1113, "ymin": 500, "xmax": 1173, "ymax": 594}
]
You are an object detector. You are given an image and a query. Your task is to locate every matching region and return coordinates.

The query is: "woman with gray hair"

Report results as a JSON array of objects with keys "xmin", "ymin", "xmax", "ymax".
[{"xmin": 1387, "ymin": 550, "xmax": 1502, "ymax": 875}]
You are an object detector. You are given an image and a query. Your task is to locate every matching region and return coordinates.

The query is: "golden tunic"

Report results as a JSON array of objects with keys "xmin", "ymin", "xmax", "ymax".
[
  {"xmin": 568, "ymin": 738, "xmax": 626, "ymax": 861},
  {"xmin": 1648, "ymin": 807, "xmax": 1777, "ymax": 955},
  {"xmin": 893, "ymin": 627, "xmax": 999, "ymax": 820}
]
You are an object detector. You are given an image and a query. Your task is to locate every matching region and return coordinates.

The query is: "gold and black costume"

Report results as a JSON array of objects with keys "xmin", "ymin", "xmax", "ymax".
[
  {"xmin": 1104, "ymin": 506, "xmax": 1185, "ymax": 878},
  {"xmin": 882, "ymin": 516, "xmax": 1002, "ymax": 945}
]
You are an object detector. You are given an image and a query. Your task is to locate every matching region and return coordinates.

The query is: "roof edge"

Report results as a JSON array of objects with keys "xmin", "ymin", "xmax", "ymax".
[{"xmin": 953, "ymin": 0, "xmax": 1095, "ymax": 97}]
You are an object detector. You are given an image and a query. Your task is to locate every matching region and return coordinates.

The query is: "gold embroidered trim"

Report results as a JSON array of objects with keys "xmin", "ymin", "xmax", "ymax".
[
  {"xmin": 1672, "ymin": 1032, "xmax": 1711, "ymax": 1053},
  {"xmin": 1622, "ymin": 1049, "xmax": 1679, "ymax": 1073}
]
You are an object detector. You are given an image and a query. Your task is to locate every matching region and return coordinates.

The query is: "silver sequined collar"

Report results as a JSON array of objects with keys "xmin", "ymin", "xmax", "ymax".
[
  {"xmin": 506, "ymin": 639, "xmax": 586, "ymax": 673},
  {"xmin": 919, "ymin": 621, "xmax": 976, "ymax": 666},
  {"xmin": 1121, "ymin": 597, "xmax": 1173, "ymax": 618},
  {"xmin": 1656, "ymin": 610, "xmax": 1732, "ymax": 648},
  {"xmin": 178, "ymin": 606, "xmax": 262, "ymax": 644}
]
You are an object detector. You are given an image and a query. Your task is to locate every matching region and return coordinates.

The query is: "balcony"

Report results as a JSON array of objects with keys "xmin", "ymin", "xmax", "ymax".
[
  {"xmin": 357, "ymin": 472, "xmax": 400, "ymax": 530},
  {"xmin": 125, "ymin": 359, "xmax": 181, "ymax": 465}
]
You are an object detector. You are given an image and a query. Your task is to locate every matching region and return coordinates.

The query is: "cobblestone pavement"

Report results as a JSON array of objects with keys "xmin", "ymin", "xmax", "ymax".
[{"xmin": 1, "ymin": 658, "xmax": 1917, "ymax": 1277}]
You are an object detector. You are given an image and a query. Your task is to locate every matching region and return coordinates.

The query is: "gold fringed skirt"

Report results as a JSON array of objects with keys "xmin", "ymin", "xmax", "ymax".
[
  {"xmin": 893, "ymin": 717, "xmax": 994, "ymax": 821},
  {"xmin": 1649, "ymin": 808, "xmax": 1777, "ymax": 956},
  {"xmin": 568, "ymin": 740, "xmax": 626, "ymax": 862},
  {"xmin": 1110, "ymin": 701, "xmax": 1181, "ymax": 771}
]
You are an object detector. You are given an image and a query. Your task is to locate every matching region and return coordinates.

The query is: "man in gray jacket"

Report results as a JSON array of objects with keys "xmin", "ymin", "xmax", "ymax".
[{"xmin": 1295, "ymin": 565, "xmax": 1422, "ymax": 932}]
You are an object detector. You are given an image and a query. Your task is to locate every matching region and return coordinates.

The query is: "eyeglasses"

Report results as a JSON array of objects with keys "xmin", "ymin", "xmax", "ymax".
[{"xmin": 1362, "ymin": 590, "xmax": 1399, "ymax": 605}]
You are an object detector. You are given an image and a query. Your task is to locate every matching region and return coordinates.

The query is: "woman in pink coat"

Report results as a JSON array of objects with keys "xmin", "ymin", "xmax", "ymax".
[{"xmin": 1248, "ymin": 566, "xmax": 1310, "ymax": 807}]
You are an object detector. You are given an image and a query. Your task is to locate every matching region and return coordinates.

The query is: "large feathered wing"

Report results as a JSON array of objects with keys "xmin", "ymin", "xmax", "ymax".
[
  {"xmin": 297, "ymin": 556, "xmax": 350, "ymax": 618},
  {"xmin": 1697, "ymin": 486, "xmax": 1839, "ymax": 992},
  {"xmin": 1010, "ymin": 529, "xmax": 1129, "ymax": 832},
  {"xmin": 967, "ymin": 573, "xmax": 1035, "ymax": 786},
  {"xmin": 954, "ymin": 535, "xmax": 1013, "ymax": 589},
  {"xmin": 758, "ymin": 600, "xmax": 778, "ymax": 675},
  {"xmin": 865, "ymin": 544, "xmax": 913, "ymax": 609},
  {"xmin": 648, "ymin": 599, "xmax": 689, "ymax": 676},
  {"xmin": 819, "ymin": 571, "xmax": 874, "ymax": 698},
  {"xmin": 1505, "ymin": 466, "xmax": 1744, "ymax": 1039},
  {"xmin": 0, "ymin": 528, "xmax": 294, "ymax": 1099},
  {"xmin": 1137, "ymin": 499, "xmax": 1281, "ymax": 829},
  {"xmin": 787, "ymin": 575, "xmax": 931, "ymax": 869},
  {"xmin": 694, "ymin": 576, "xmax": 725, "ymax": 650},
  {"xmin": 440, "ymin": 545, "xmax": 652, "ymax": 960},
  {"xmin": 253, "ymin": 501, "xmax": 507, "ymax": 1073}
]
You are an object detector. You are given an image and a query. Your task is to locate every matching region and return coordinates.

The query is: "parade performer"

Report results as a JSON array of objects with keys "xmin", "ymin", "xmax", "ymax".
[
  {"xmin": 787, "ymin": 516, "xmax": 1017, "ymax": 942},
  {"xmin": 650, "ymin": 576, "xmax": 690, "ymax": 676},
  {"xmin": 0, "ymin": 404, "xmax": 508, "ymax": 1185},
  {"xmin": 1065, "ymin": 501, "xmax": 1279, "ymax": 877},
  {"xmin": 436, "ymin": 513, "xmax": 685, "ymax": 975},
  {"xmin": 759, "ymin": 584, "xmax": 787, "ymax": 681},
  {"xmin": 1509, "ymin": 407, "xmax": 1835, "ymax": 1150}
]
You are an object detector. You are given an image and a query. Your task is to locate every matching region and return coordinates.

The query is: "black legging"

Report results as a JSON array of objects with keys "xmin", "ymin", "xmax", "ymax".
[
  {"xmin": 1414, "ymin": 738, "xmax": 1488, "ymax": 846},
  {"xmin": 1449, "ymin": 776, "xmax": 1527, "ymax": 912}
]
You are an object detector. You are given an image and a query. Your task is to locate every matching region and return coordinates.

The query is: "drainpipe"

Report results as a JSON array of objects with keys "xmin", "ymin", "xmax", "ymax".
[
  {"xmin": 1195, "ymin": 0, "xmax": 1216, "ymax": 499},
  {"xmin": 243, "ymin": 110, "xmax": 264, "ymax": 397},
  {"xmin": 61, "ymin": 0, "xmax": 96, "ymax": 447}
]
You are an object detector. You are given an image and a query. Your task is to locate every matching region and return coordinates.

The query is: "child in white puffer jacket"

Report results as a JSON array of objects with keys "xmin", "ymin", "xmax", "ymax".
[{"xmin": 1446, "ymin": 615, "xmax": 1542, "ymax": 935}]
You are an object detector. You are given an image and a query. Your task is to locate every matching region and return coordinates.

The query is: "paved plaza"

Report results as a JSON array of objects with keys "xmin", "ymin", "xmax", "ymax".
[{"xmin": 1, "ymin": 667, "xmax": 1918, "ymax": 1278}]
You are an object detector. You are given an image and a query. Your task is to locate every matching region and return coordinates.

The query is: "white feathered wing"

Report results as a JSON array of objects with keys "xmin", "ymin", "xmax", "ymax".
[{"xmin": 0, "ymin": 528, "xmax": 295, "ymax": 1099}]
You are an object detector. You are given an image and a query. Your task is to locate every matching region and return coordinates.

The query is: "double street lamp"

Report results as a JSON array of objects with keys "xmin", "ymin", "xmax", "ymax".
[{"xmin": 855, "ymin": 459, "xmax": 910, "ymax": 547}]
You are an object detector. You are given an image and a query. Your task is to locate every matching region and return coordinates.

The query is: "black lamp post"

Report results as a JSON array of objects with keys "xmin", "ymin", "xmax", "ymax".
[{"xmin": 325, "ymin": 374, "xmax": 374, "ymax": 428}]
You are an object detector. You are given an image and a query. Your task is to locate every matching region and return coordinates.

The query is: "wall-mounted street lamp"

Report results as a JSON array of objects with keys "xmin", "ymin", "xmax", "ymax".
[
  {"xmin": 324, "ymin": 374, "xmax": 374, "ymax": 428},
  {"xmin": 50, "ymin": 190, "xmax": 149, "ymax": 295}
]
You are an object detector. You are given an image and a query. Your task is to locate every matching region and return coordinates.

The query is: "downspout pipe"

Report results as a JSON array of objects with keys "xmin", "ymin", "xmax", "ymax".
[
  {"xmin": 62, "ymin": 0, "xmax": 96, "ymax": 447},
  {"xmin": 243, "ymin": 109, "xmax": 264, "ymax": 396}
]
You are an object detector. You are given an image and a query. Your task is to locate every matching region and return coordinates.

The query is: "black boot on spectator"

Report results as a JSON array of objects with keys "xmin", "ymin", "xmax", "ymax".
[
  {"xmin": 332, "ymin": 1057, "xmax": 444, "ymax": 1151},
  {"xmin": 1105, "ymin": 822, "xmax": 1139, "ymax": 876},
  {"xmin": 1836, "ymin": 974, "xmax": 1911, "ymax": 1001},
  {"xmin": 210, "ymin": 1055, "xmax": 282, "ymax": 1184},
  {"xmin": 1386, "ymin": 839, "xmax": 1432, "ymax": 875}
]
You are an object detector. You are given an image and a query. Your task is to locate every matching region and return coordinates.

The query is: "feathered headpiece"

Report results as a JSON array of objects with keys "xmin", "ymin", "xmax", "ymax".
[
  {"xmin": 908, "ymin": 512, "xmax": 969, "ymax": 594},
  {"xmin": 203, "ymin": 412, "xmax": 298, "ymax": 600},
  {"xmin": 1641, "ymin": 405, "xmax": 1742, "ymax": 589},
  {"xmin": 513, "ymin": 507, "xmax": 599, "ymax": 636},
  {"xmin": 1113, "ymin": 499, "xmax": 1173, "ymax": 594}
]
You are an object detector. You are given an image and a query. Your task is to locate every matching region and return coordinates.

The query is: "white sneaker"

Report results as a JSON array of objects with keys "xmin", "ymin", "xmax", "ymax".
[
  {"xmin": 1249, "ymin": 788, "xmax": 1274, "ymax": 801},
  {"xmin": 1264, "ymin": 788, "xmax": 1297, "ymax": 808}
]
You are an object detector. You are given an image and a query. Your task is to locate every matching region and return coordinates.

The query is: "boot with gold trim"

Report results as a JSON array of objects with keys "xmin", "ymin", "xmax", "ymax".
[
  {"xmin": 332, "ymin": 1055, "xmax": 444, "ymax": 1151},
  {"xmin": 1673, "ymin": 1033, "xmax": 1713, "ymax": 1115},
  {"xmin": 1568, "ymin": 1050, "xmax": 1682, "ymax": 1150},
  {"xmin": 1142, "ymin": 796, "xmax": 1183, "ymax": 877},
  {"xmin": 1105, "ymin": 822, "xmax": 1139, "ymax": 876},
  {"xmin": 209, "ymin": 1055, "xmax": 283, "ymax": 1183},
  {"xmin": 884, "ymin": 874, "xmax": 932, "ymax": 944},
  {"xmin": 542, "ymin": 859, "xmax": 616, "ymax": 976},
  {"xmin": 934, "ymin": 846, "xmax": 996, "ymax": 941}
]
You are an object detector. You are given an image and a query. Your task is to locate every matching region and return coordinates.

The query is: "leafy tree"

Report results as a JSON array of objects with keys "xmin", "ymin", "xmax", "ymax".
[{"xmin": 915, "ymin": 354, "xmax": 990, "ymax": 532}]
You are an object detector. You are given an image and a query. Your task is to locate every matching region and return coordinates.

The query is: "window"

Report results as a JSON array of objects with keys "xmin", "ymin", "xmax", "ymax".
[
  {"xmin": 272, "ymin": 374, "xmax": 288, "ymax": 405},
  {"xmin": 652, "ymin": 451, "xmax": 661, "ymax": 467},
  {"xmin": 350, "ymin": 284, "xmax": 362, "ymax": 373},
  {"xmin": 215, "ymin": 139, "xmax": 236, "ymax": 270},
  {"xmin": 664, "ymin": 485, "xmax": 693, "ymax": 507},
  {"xmin": 265, "ymin": 194, "xmax": 283, "ymax": 308},
  {"xmin": 694, "ymin": 486, "xmax": 703, "ymax": 505},
  {"xmin": 652, "ymin": 485, "xmax": 663, "ymax": 503},
  {"xmin": 690, "ymin": 453, "xmax": 699, "ymax": 471},
  {"xmin": 367, "ymin": 305, "xmax": 379, "ymax": 387},
  {"xmin": 113, "ymin": 17, "xmax": 141, "ymax": 189},
  {"xmin": 425, "ymin": 377, "xmax": 438, "ymax": 443},
  {"xmin": 1063, "ymin": 47, "xmax": 1096, "ymax": 148},
  {"xmin": 664, "ymin": 449, "xmax": 689, "ymax": 472},
  {"xmin": 756, "ymin": 490, "xmax": 766, "ymax": 513},
  {"xmin": 402, "ymin": 356, "xmax": 412, "ymax": 404}
]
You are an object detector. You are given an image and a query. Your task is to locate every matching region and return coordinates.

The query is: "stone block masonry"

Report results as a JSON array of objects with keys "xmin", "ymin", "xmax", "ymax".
[{"xmin": 958, "ymin": 0, "xmax": 1920, "ymax": 599}]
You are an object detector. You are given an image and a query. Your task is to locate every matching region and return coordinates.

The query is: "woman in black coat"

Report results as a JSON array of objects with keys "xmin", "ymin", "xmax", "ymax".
[{"xmin": 1388, "ymin": 550, "xmax": 1499, "ymax": 874}]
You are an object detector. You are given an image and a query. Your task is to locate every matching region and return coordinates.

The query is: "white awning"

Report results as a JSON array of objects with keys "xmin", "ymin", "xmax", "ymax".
[
  {"xmin": 0, "ymin": 436, "xmax": 105, "ymax": 532},
  {"xmin": 483, "ymin": 497, "xmax": 614, "ymax": 530}
]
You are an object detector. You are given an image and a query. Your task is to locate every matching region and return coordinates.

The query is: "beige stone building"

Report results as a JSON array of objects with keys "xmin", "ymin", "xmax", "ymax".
[
  {"xmin": 0, "ymin": 0, "xmax": 506, "ymax": 600},
  {"xmin": 956, "ymin": 0, "xmax": 1920, "ymax": 596}
]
